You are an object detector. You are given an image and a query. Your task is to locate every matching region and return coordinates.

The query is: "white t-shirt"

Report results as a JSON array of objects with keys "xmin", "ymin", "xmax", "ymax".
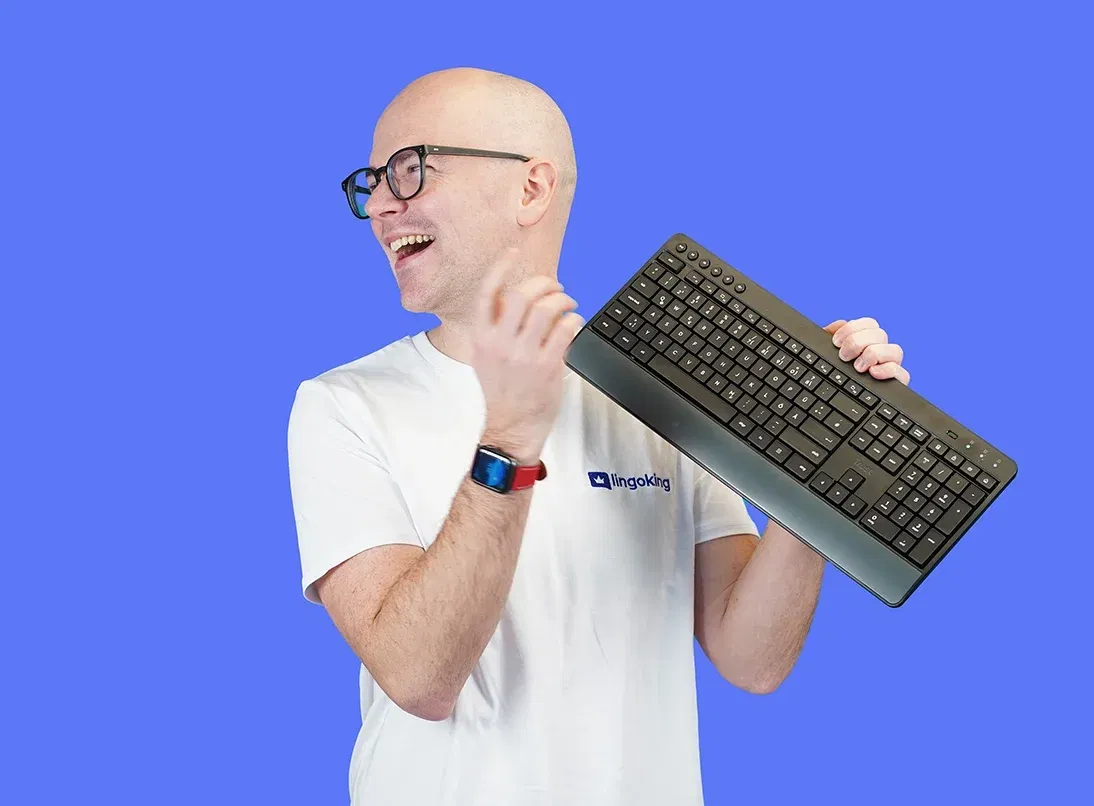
[{"xmin": 287, "ymin": 330, "xmax": 760, "ymax": 806}]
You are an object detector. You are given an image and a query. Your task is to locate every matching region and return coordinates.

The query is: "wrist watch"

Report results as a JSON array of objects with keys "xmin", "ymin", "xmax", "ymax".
[{"xmin": 470, "ymin": 444, "xmax": 547, "ymax": 493}]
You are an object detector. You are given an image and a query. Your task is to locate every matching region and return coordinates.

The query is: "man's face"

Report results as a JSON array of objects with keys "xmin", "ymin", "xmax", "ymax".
[{"xmin": 364, "ymin": 117, "xmax": 518, "ymax": 318}]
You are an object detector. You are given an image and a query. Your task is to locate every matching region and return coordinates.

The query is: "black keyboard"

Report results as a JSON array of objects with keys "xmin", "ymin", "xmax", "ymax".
[{"xmin": 564, "ymin": 233, "xmax": 1018, "ymax": 606}]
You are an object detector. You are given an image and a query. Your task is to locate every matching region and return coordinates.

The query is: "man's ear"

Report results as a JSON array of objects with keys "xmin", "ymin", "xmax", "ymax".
[{"xmin": 516, "ymin": 159, "xmax": 558, "ymax": 226}]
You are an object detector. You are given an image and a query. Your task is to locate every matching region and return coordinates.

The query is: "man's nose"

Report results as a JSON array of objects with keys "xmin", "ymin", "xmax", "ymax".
[{"xmin": 363, "ymin": 173, "xmax": 406, "ymax": 218}]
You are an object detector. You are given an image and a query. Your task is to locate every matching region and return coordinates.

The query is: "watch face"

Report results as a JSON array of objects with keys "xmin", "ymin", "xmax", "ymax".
[{"xmin": 471, "ymin": 448, "xmax": 514, "ymax": 491}]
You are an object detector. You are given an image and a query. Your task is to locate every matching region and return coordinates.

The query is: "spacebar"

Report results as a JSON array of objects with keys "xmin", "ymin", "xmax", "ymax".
[{"xmin": 648, "ymin": 355, "xmax": 735, "ymax": 423}]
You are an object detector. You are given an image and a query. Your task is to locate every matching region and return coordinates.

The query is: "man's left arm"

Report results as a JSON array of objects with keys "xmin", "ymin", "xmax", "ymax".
[{"xmin": 694, "ymin": 317, "xmax": 911, "ymax": 694}]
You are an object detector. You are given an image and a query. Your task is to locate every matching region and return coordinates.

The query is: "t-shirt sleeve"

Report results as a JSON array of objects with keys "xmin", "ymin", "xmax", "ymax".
[
  {"xmin": 691, "ymin": 460, "xmax": 761, "ymax": 545},
  {"xmin": 287, "ymin": 378, "xmax": 424, "ymax": 604}
]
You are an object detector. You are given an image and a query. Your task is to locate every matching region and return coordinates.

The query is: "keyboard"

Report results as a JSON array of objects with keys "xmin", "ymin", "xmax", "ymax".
[{"xmin": 564, "ymin": 233, "xmax": 1017, "ymax": 606}]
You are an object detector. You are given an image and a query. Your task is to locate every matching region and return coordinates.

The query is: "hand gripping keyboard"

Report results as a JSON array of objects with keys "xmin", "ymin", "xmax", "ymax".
[{"xmin": 564, "ymin": 233, "xmax": 1018, "ymax": 606}]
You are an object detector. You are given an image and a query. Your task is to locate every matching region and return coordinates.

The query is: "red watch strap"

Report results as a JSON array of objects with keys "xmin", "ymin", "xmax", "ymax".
[{"xmin": 510, "ymin": 460, "xmax": 548, "ymax": 490}]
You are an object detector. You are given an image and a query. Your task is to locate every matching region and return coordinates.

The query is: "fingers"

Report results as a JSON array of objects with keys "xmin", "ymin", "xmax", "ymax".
[
  {"xmin": 544, "ymin": 311, "xmax": 585, "ymax": 360},
  {"xmin": 869, "ymin": 361, "xmax": 911, "ymax": 386},
  {"xmin": 496, "ymin": 276, "xmax": 563, "ymax": 336},
  {"xmin": 477, "ymin": 247, "xmax": 521, "ymax": 328},
  {"xmin": 851, "ymin": 342, "xmax": 903, "ymax": 372},
  {"xmin": 831, "ymin": 317, "xmax": 878, "ymax": 349},
  {"xmin": 836, "ymin": 330, "xmax": 888, "ymax": 362},
  {"xmin": 822, "ymin": 319, "xmax": 848, "ymax": 335},
  {"xmin": 521, "ymin": 289, "xmax": 579, "ymax": 346}
]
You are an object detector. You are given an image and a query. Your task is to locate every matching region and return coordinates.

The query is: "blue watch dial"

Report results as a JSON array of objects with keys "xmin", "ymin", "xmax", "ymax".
[{"xmin": 471, "ymin": 447, "xmax": 515, "ymax": 491}]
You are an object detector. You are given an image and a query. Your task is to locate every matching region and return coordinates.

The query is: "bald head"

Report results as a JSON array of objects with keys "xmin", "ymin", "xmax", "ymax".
[
  {"xmin": 376, "ymin": 68, "xmax": 577, "ymax": 213},
  {"xmin": 366, "ymin": 68, "xmax": 579, "ymax": 324}
]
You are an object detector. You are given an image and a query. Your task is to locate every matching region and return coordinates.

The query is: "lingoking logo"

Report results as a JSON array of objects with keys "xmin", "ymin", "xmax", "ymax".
[{"xmin": 588, "ymin": 470, "xmax": 672, "ymax": 493}]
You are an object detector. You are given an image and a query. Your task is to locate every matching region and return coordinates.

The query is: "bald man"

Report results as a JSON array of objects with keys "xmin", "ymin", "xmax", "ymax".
[{"xmin": 287, "ymin": 68, "xmax": 911, "ymax": 805}]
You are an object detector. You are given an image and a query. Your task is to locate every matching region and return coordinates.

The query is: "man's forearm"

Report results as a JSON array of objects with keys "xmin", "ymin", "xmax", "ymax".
[
  {"xmin": 371, "ymin": 432, "xmax": 538, "ymax": 718},
  {"xmin": 718, "ymin": 520, "xmax": 825, "ymax": 693}
]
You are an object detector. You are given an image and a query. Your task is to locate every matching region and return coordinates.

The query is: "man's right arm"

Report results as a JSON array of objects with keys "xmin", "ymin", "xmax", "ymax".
[{"xmin": 314, "ymin": 429, "xmax": 542, "ymax": 722}]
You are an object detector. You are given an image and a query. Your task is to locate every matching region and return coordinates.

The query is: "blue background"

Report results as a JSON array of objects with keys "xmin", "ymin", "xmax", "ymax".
[{"xmin": 3, "ymin": 1, "xmax": 1091, "ymax": 803}]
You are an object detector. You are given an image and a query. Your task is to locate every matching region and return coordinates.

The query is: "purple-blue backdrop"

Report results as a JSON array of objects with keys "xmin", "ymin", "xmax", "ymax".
[{"xmin": 3, "ymin": 1, "xmax": 1090, "ymax": 803}]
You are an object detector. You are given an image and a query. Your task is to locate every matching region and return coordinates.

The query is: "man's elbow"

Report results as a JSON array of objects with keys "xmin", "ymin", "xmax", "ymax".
[
  {"xmin": 718, "ymin": 662, "xmax": 788, "ymax": 695},
  {"xmin": 385, "ymin": 678, "xmax": 459, "ymax": 721}
]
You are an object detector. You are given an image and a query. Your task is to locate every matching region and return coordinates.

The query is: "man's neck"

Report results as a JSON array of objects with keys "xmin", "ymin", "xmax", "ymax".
[{"xmin": 425, "ymin": 321, "xmax": 476, "ymax": 366}]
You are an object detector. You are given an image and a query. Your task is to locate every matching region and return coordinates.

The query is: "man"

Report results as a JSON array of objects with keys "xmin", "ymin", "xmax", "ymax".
[{"xmin": 287, "ymin": 67, "xmax": 910, "ymax": 805}]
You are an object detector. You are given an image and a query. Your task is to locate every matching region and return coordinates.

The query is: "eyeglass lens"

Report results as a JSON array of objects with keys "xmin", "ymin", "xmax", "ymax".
[{"xmin": 350, "ymin": 148, "xmax": 423, "ymax": 217}]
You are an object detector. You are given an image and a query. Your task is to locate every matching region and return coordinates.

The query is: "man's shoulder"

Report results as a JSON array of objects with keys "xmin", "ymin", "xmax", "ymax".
[{"xmin": 288, "ymin": 332, "xmax": 432, "ymax": 432}]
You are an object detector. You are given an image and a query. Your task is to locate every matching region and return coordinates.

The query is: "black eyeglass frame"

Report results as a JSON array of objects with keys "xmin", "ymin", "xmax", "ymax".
[{"xmin": 340, "ymin": 144, "xmax": 532, "ymax": 219}]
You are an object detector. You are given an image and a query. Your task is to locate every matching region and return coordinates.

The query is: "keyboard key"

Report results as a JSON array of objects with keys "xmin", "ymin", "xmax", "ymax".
[
  {"xmin": 786, "ymin": 454, "xmax": 814, "ymax": 480},
  {"xmin": 844, "ymin": 380, "xmax": 863, "ymax": 397},
  {"xmin": 829, "ymin": 392, "xmax": 867, "ymax": 422},
  {"xmin": 876, "ymin": 494, "xmax": 897, "ymax": 515},
  {"xmin": 882, "ymin": 453, "xmax": 904, "ymax": 473},
  {"xmin": 839, "ymin": 470, "xmax": 864, "ymax": 491},
  {"xmin": 894, "ymin": 414, "xmax": 913, "ymax": 431},
  {"xmin": 781, "ymin": 427, "xmax": 828, "ymax": 465},
  {"xmin": 945, "ymin": 473, "xmax": 969, "ymax": 494},
  {"xmin": 814, "ymin": 359, "xmax": 833, "ymax": 375},
  {"xmin": 879, "ymin": 427, "xmax": 901, "ymax": 447},
  {"xmin": 907, "ymin": 517, "xmax": 929, "ymax": 539},
  {"xmin": 862, "ymin": 510, "xmax": 899, "ymax": 542},
  {"xmin": 909, "ymin": 529, "xmax": 945, "ymax": 566},
  {"xmin": 801, "ymin": 418, "xmax": 841, "ymax": 451},
  {"xmin": 631, "ymin": 342, "xmax": 654, "ymax": 363},
  {"xmin": 810, "ymin": 473, "xmax": 834, "ymax": 493},
  {"xmin": 977, "ymin": 472, "xmax": 997, "ymax": 490},
  {"xmin": 929, "ymin": 438, "xmax": 948, "ymax": 455},
  {"xmin": 766, "ymin": 441, "xmax": 791, "ymax": 464},
  {"xmin": 843, "ymin": 495, "xmax": 865, "ymax": 516},
  {"xmin": 961, "ymin": 485, "xmax": 985, "ymax": 506},
  {"xmin": 892, "ymin": 533, "xmax": 914, "ymax": 554},
  {"xmin": 643, "ymin": 262, "xmax": 665, "ymax": 281},
  {"xmin": 888, "ymin": 480, "xmax": 910, "ymax": 500},
  {"xmin": 935, "ymin": 500, "xmax": 972, "ymax": 535},
  {"xmin": 656, "ymin": 251, "xmax": 685, "ymax": 272},
  {"xmin": 909, "ymin": 425, "xmax": 930, "ymax": 442},
  {"xmin": 680, "ymin": 354, "xmax": 700, "ymax": 372},
  {"xmin": 878, "ymin": 403, "xmax": 897, "ymax": 420},
  {"xmin": 891, "ymin": 507, "xmax": 912, "ymax": 527},
  {"xmin": 748, "ymin": 429, "xmax": 772, "ymax": 450},
  {"xmin": 614, "ymin": 330, "xmax": 638, "ymax": 350},
  {"xmin": 764, "ymin": 416, "xmax": 786, "ymax": 436},
  {"xmin": 859, "ymin": 390, "xmax": 879, "ymax": 407},
  {"xmin": 730, "ymin": 415, "xmax": 753, "ymax": 436},
  {"xmin": 851, "ymin": 431, "xmax": 872, "ymax": 451},
  {"xmin": 594, "ymin": 314, "xmax": 621, "ymax": 337},
  {"xmin": 902, "ymin": 466, "xmax": 924, "ymax": 485},
  {"xmin": 648, "ymin": 354, "xmax": 735, "ymax": 423},
  {"xmin": 894, "ymin": 437, "xmax": 917, "ymax": 458},
  {"xmin": 826, "ymin": 484, "xmax": 849, "ymax": 504},
  {"xmin": 824, "ymin": 412, "xmax": 852, "ymax": 437},
  {"xmin": 632, "ymin": 277, "xmax": 658, "ymax": 297},
  {"xmin": 867, "ymin": 442, "xmax": 887, "ymax": 462}
]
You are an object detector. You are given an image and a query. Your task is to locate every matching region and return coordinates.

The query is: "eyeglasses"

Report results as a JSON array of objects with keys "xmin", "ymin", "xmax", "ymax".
[{"xmin": 340, "ymin": 144, "xmax": 531, "ymax": 219}]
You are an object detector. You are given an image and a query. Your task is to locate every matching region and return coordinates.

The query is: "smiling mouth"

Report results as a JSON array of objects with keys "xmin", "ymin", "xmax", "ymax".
[{"xmin": 389, "ymin": 234, "xmax": 435, "ymax": 261}]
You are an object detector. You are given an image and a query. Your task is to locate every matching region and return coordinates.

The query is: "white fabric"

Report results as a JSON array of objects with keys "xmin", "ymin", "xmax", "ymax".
[{"xmin": 287, "ymin": 330, "xmax": 760, "ymax": 805}]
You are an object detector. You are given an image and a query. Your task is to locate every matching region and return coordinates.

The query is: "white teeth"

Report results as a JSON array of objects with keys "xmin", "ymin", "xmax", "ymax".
[{"xmin": 388, "ymin": 234, "xmax": 435, "ymax": 253}]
